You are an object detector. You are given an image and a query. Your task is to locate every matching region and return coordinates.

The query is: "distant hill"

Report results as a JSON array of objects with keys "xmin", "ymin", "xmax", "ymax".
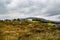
[
  {"xmin": 0, "ymin": 17, "xmax": 60, "ymax": 24},
  {"xmin": 19, "ymin": 17, "xmax": 60, "ymax": 24}
]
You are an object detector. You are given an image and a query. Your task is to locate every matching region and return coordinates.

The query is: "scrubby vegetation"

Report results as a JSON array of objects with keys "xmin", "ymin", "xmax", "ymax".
[{"xmin": 0, "ymin": 18, "xmax": 60, "ymax": 40}]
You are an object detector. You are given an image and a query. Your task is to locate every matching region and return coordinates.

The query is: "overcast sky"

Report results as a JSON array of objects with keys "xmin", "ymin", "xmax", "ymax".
[{"xmin": 0, "ymin": 0, "xmax": 60, "ymax": 21}]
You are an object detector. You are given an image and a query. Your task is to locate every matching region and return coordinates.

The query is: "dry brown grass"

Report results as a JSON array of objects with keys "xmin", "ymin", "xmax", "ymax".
[{"xmin": 0, "ymin": 20, "xmax": 60, "ymax": 40}]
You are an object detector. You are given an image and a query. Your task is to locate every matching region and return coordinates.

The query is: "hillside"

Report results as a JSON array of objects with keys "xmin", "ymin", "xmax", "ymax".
[{"xmin": 0, "ymin": 17, "xmax": 60, "ymax": 40}]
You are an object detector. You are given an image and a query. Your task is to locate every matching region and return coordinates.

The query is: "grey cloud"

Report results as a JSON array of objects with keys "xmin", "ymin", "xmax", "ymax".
[
  {"xmin": 46, "ymin": 0, "xmax": 60, "ymax": 16},
  {"xmin": 0, "ymin": 0, "xmax": 60, "ymax": 21},
  {"xmin": 0, "ymin": 0, "xmax": 11, "ymax": 14},
  {"xmin": 14, "ymin": 0, "xmax": 48, "ymax": 16}
]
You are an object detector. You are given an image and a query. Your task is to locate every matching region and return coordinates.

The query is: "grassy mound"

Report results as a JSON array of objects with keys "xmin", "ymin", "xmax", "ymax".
[{"xmin": 0, "ymin": 19, "xmax": 60, "ymax": 40}]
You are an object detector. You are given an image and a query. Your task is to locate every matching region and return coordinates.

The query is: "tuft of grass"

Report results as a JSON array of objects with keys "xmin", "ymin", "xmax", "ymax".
[{"xmin": 46, "ymin": 22, "xmax": 55, "ymax": 26}]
